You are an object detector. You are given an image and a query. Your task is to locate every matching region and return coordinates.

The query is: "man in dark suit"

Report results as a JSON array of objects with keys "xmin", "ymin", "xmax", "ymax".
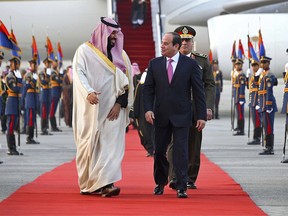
[
  {"xmin": 168, "ymin": 26, "xmax": 215, "ymax": 190},
  {"xmin": 143, "ymin": 32, "xmax": 207, "ymax": 198}
]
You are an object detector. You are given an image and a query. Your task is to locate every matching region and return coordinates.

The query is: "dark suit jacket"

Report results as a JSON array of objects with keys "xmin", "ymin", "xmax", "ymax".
[{"xmin": 143, "ymin": 53, "xmax": 207, "ymax": 127}]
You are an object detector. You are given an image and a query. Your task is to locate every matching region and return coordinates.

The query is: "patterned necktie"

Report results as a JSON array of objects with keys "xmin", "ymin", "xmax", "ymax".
[{"xmin": 167, "ymin": 58, "xmax": 173, "ymax": 83}]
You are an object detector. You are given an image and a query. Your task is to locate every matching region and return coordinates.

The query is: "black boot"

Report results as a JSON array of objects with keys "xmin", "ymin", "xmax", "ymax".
[
  {"xmin": 26, "ymin": 126, "xmax": 40, "ymax": 144},
  {"xmin": 259, "ymin": 134, "xmax": 274, "ymax": 155},
  {"xmin": 247, "ymin": 127, "xmax": 261, "ymax": 145},
  {"xmin": 50, "ymin": 117, "xmax": 62, "ymax": 132},
  {"xmin": 215, "ymin": 107, "xmax": 219, "ymax": 119},
  {"xmin": 41, "ymin": 119, "xmax": 52, "ymax": 135},
  {"xmin": 233, "ymin": 120, "xmax": 245, "ymax": 136},
  {"xmin": 6, "ymin": 134, "xmax": 21, "ymax": 155}
]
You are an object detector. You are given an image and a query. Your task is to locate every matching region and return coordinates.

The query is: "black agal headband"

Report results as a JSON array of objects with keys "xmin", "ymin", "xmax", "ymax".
[{"xmin": 100, "ymin": 17, "xmax": 120, "ymax": 28}]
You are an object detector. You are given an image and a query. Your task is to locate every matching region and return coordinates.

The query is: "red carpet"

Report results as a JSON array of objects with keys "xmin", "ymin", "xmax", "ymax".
[{"xmin": 0, "ymin": 129, "xmax": 266, "ymax": 216}]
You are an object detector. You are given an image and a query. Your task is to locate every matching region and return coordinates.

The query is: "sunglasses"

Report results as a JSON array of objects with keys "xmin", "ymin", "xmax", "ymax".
[{"xmin": 261, "ymin": 61, "xmax": 269, "ymax": 64}]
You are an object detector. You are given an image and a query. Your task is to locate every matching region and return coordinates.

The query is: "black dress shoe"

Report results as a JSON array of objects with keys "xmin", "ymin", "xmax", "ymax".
[
  {"xmin": 177, "ymin": 189, "xmax": 188, "ymax": 198},
  {"xmin": 281, "ymin": 158, "xmax": 288, "ymax": 163},
  {"xmin": 26, "ymin": 139, "xmax": 40, "ymax": 144},
  {"xmin": 187, "ymin": 182, "xmax": 197, "ymax": 189},
  {"xmin": 41, "ymin": 131, "xmax": 53, "ymax": 135},
  {"xmin": 247, "ymin": 139, "xmax": 260, "ymax": 145},
  {"xmin": 7, "ymin": 150, "xmax": 23, "ymax": 156},
  {"xmin": 169, "ymin": 179, "xmax": 176, "ymax": 190},
  {"xmin": 52, "ymin": 127, "xmax": 62, "ymax": 132},
  {"xmin": 259, "ymin": 149, "xmax": 274, "ymax": 155},
  {"xmin": 153, "ymin": 185, "xmax": 164, "ymax": 195},
  {"xmin": 233, "ymin": 131, "xmax": 245, "ymax": 136}
]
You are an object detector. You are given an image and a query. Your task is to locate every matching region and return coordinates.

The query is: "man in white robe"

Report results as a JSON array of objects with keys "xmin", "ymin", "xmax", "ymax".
[{"xmin": 72, "ymin": 17, "xmax": 133, "ymax": 197}]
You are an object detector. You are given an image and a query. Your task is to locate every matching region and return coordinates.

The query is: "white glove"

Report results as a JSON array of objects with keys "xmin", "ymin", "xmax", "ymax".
[
  {"xmin": 255, "ymin": 105, "xmax": 260, "ymax": 110},
  {"xmin": 239, "ymin": 101, "xmax": 244, "ymax": 105},
  {"xmin": 255, "ymin": 68, "xmax": 263, "ymax": 76},
  {"xmin": 32, "ymin": 73, "xmax": 38, "ymax": 80},
  {"xmin": 266, "ymin": 108, "xmax": 273, "ymax": 113},
  {"xmin": 14, "ymin": 70, "xmax": 22, "ymax": 78},
  {"xmin": 59, "ymin": 68, "xmax": 64, "ymax": 75},
  {"xmin": 246, "ymin": 68, "xmax": 251, "ymax": 78},
  {"xmin": 46, "ymin": 68, "xmax": 51, "ymax": 76}
]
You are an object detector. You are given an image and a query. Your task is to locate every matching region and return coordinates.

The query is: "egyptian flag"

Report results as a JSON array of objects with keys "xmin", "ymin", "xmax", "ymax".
[
  {"xmin": 258, "ymin": 29, "xmax": 265, "ymax": 58},
  {"xmin": 57, "ymin": 41, "xmax": 63, "ymax": 64},
  {"xmin": 0, "ymin": 20, "xmax": 21, "ymax": 51},
  {"xmin": 32, "ymin": 35, "xmax": 41, "ymax": 65},
  {"xmin": 238, "ymin": 39, "xmax": 245, "ymax": 60},
  {"xmin": 46, "ymin": 36, "xmax": 55, "ymax": 61},
  {"xmin": 247, "ymin": 35, "xmax": 259, "ymax": 62}
]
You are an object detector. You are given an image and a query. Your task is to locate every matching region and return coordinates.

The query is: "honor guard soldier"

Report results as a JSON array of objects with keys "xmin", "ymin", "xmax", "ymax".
[
  {"xmin": 5, "ymin": 55, "xmax": 23, "ymax": 155},
  {"xmin": 282, "ymin": 63, "xmax": 288, "ymax": 129},
  {"xmin": 230, "ymin": 56, "xmax": 237, "ymax": 130},
  {"xmin": 233, "ymin": 58, "xmax": 246, "ymax": 136},
  {"xmin": 39, "ymin": 57, "xmax": 52, "ymax": 135},
  {"xmin": 49, "ymin": 57, "xmax": 63, "ymax": 132},
  {"xmin": 281, "ymin": 63, "xmax": 288, "ymax": 162},
  {"xmin": 212, "ymin": 59, "xmax": 223, "ymax": 119},
  {"xmin": 247, "ymin": 59, "xmax": 261, "ymax": 145},
  {"xmin": 167, "ymin": 26, "xmax": 215, "ymax": 190},
  {"xmin": 22, "ymin": 59, "xmax": 40, "ymax": 144},
  {"xmin": 257, "ymin": 56, "xmax": 278, "ymax": 155}
]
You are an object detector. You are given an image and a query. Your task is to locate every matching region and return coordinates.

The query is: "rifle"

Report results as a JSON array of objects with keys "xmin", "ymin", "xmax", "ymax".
[
  {"xmin": 247, "ymin": 64, "xmax": 251, "ymax": 140},
  {"xmin": 18, "ymin": 96, "xmax": 21, "ymax": 151},
  {"xmin": 248, "ymin": 105, "xmax": 251, "ymax": 139},
  {"xmin": 230, "ymin": 77, "xmax": 235, "ymax": 131},
  {"xmin": 281, "ymin": 119, "xmax": 288, "ymax": 163},
  {"xmin": 34, "ymin": 88, "xmax": 38, "ymax": 138},
  {"xmin": 59, "ymin": 98, "xmax": 61, "ymax": 127},
  {"xmin": 261, "ymin": 112, "xmax": 265, "ymax": 149},
  {"xmin": 16, "ymin": 69, "xmax": 23, "ymax": 155}
]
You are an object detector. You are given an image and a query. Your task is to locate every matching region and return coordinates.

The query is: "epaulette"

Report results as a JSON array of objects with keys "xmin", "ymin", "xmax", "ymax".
[{"xmin": 191, "ymin": 52, "xmax": 208, "ymax": 59}]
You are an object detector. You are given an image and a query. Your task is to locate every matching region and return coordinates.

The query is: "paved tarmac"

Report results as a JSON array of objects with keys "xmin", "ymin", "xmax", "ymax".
[{"xmin": 0, "ymin": 79, "xmax": 287, "ymax": 216}]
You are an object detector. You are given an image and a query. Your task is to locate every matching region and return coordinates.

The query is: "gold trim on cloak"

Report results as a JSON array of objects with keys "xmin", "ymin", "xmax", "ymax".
[
  {"xmin": 85, "ymin": 42, "xmax": 116, "ymax": 72},
  {"xmin": 85, "ymin": 42, "xmax": 131, "ymax": 91}
]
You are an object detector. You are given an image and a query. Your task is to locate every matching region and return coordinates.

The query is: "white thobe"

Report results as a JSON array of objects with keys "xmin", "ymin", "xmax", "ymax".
[{"xmin": 72, "ymin": 42, "xmax": 133, "ymax": 192}]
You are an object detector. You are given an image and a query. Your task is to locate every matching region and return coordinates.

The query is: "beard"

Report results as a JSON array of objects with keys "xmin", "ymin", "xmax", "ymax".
[{"xmin": 107, "ymin": 37, "xmax": 116, "ymax": 50}]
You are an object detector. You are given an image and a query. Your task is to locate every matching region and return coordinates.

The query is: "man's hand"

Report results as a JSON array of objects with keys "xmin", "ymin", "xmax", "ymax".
[
  {"xmin": 107, "ymin": 103, "xmax": 121, "ymax": 121},
  {"xmin": 145, "ymin": 111, "xmax": 155, "ymax": 125},
  {"xmin": 196, "ymin": 119, "xmax": 206, "ymax": 131},
  {"xmin": 86, "ymin": 92, "xmax": 100, "ymax": 105},
  {"xmin": 207, "ymin": 109, "xmax": 212, "ymax": 121}
]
